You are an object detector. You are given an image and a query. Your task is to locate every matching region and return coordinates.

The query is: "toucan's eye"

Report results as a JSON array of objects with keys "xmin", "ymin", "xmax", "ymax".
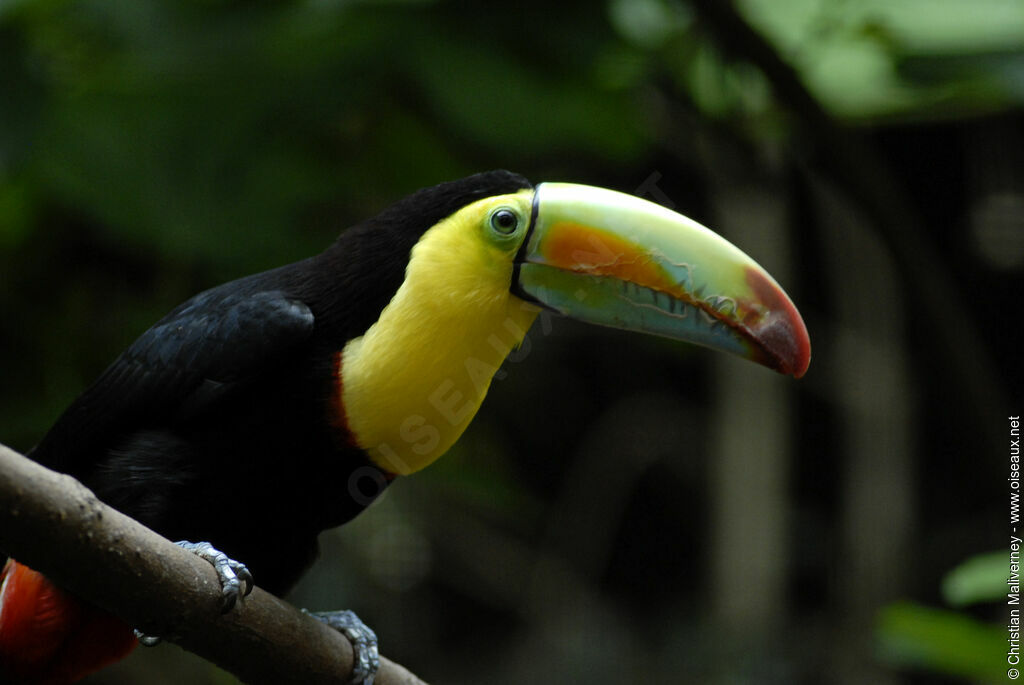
[{"xmin": 490, "ymin": 208, "xmax": 519, "ymax": 235}]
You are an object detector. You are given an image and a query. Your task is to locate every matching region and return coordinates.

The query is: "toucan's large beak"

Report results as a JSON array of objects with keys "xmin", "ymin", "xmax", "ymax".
[{"xmin": 513, "ymin": 183, "xmax": 811, "ymax": 377}]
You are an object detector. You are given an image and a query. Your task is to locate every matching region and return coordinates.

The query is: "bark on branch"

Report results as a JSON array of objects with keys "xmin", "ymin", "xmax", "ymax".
[{"xmin": 0, "ymin": 441, "xmax": 426, "ymax": 685}]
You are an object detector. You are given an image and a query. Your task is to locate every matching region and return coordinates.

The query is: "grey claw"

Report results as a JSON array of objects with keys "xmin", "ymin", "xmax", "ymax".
[
  {"xmin": 239, "ymin": 565, "xmax": 255, "ymax": 597},
  {"xmin": 175, "ymin": 540, "xmax": 252, "ymax": 613},
  {"xmin": 133, "ymin": 628, "xmax": 163, "ymax": 647},
  {"xmin": 133, "ymin": 540, "xmax": 251, "ymax": 646},
  {"xmin": 304, "ymin": 609, "xmax": 379, "ymax": 685}
]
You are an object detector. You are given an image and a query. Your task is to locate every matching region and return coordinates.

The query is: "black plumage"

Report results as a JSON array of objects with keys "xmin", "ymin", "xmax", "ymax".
[{"xmin": 27, "ymin": 170, "xmax": 532, "ymax": 595}]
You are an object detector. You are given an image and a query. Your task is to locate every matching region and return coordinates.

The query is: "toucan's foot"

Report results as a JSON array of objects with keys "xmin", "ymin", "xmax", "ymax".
[
  {"xmin": 304, "ymin": 609, "xmax": 379, "ymax": 685},
  {"xmin": 174, "ymin": 540, "xmax": 254, "ymax": 613},
  {"xmin": 134, "ymin": 630, "xmax": 164, "ymax": 647},
  {"xmin": 134, "ymin": 540, "xmax": 254, "ymax": 647}
]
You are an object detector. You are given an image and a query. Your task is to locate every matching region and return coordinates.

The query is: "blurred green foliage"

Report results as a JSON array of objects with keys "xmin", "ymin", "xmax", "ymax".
[
  {"xmin": 878, "ymin": 601, "xmax": 1006, "ymax": 684},
  {"xmin": 741, "ymin": 0, "xmax": 1024, "ymax": 119},
  {"xmin": 944, "ymin": 551, "xmax": 1010, "ymax": 607},
  {"xmin": 878, "ymin": 551, "xmax": 1019, "ymax": 683}
]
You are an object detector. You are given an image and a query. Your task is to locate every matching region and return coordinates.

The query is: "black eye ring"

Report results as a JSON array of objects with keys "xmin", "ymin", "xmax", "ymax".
[{"xmin": 490, "ymin": 208, "xmax": 519, "ymax": 235}]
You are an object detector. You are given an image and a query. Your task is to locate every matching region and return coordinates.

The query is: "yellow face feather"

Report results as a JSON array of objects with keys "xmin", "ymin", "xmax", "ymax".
[{"xmin": 339, "ymin": 190, "xmax": 540, "ymax": 475}]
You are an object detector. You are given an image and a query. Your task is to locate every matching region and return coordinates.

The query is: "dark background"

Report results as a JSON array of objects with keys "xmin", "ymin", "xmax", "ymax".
[{"xmin": 1, "ymin": 1, "xmax": 1021, "ymax": 683}]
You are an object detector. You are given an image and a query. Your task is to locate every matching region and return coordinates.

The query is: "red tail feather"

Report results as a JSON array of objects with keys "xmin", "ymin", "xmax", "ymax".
[{"xmin": 0, "ymin": 559, "xmax": 138, "ymax": 685}]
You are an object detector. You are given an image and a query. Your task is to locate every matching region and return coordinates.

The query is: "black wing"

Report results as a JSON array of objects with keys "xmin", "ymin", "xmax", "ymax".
[{"xmin": 31, "ymin": 288, "xmax": 316, "ymax": 476}]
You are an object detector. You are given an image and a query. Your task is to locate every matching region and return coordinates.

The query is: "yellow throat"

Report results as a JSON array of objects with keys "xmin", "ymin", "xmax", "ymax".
[{"xmin": 339, "ymin": 191, "xmax": 540, "ymax": 475}]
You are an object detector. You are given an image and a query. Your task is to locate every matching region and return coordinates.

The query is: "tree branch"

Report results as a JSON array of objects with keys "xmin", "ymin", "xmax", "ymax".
[{"xmin": 0, "ymin": 441, "xmax": 426, "ymax": 685}]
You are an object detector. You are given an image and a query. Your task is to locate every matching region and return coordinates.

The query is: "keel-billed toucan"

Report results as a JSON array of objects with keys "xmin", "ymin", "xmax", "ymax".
[{"xmin": 0, "ymin": 170, "xmax": 809, "ymax": 684}]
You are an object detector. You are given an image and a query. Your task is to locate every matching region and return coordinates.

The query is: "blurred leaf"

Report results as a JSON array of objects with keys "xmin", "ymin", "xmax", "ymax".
[
  {"xmin": 877, "ymin": 601, "xmax": 1006, "ymax": 683},
  {"xmin": 943, "ymin": 550, "xmax": 1012, "ymax": 607},
  {"xmin": 608, "ymin": 0, "xmax": 693, "ymax": 50},
  {"xmin": 737, "ymin": 0, "xmax": 1024, "ymax": 119}
]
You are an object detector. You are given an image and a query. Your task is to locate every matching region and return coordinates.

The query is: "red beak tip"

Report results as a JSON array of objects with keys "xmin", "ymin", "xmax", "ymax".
[
  {"xmin": 752, "ymin": 312, "xmax": 811, "ymax": 378},
  {"xmin": 743, "ymin": 266, "xmax": 811, "ymax": 379}
]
